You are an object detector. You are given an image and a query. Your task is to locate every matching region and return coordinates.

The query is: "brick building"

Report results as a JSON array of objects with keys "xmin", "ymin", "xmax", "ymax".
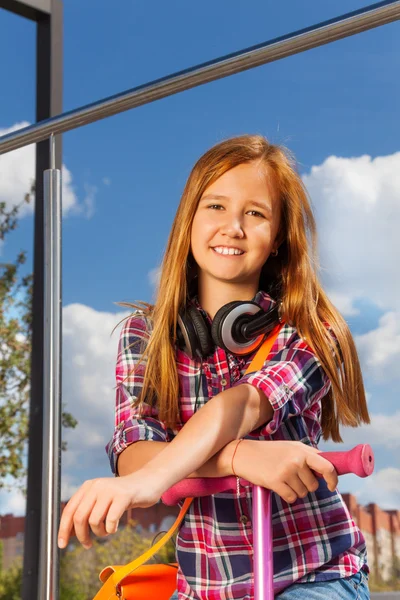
[
  {"xmin": 1, "ymin": 495, "xmax": 399, "ymax": 581},
  {"xmin": 0, "ymin": 513, "xmax": 25, "ymax": 570},
  {"xmin": 342, "ymin": 494, "xmax": 400, "ymax": 582}
]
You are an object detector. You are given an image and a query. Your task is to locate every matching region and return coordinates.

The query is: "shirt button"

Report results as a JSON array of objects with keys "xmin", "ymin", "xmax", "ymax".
[
  {"xmin": 239, "ymin": 515, "xmax": 249, "ymax": 524},
  {"xmin": 221, "ymin": 378, "xmax": 228, "ymax": 386}
]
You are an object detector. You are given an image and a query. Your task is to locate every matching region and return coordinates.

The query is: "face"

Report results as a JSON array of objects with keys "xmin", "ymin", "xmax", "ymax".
[{"xmin": 190, "ymin": 160, "xmax": 281, "ymax": 290}]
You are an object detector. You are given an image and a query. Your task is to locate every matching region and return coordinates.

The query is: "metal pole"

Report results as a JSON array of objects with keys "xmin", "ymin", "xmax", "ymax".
[
  {"xmin": 38, "ymin": 135, "xmax": 62, "ymax": 600},
  {"xmin": 1, "ymin": 0, "xmax": 400, "ymax": 155},
  {"xmin": 253, "ymin": 486, "xmax": 273, "ymax": 600},
  {"xmin": 22, "ymin": 2, "xmax": 63, "ymax": 597}
]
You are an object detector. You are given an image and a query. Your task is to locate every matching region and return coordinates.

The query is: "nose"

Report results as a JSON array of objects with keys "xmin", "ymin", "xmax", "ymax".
[{"xmin": 219, "ymin": 214, "xmax": 244, "ymax": 238}]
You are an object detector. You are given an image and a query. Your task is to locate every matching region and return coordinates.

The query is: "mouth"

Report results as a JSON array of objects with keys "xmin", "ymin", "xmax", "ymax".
[{"xmin": 211, "ymin": 246, "xmax": 245, "ymax": 256}]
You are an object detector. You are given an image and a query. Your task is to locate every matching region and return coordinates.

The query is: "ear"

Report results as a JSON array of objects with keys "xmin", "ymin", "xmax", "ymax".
[{"xmin": 273, "ymin": 226, "xmax": 286, "ymax": 252}]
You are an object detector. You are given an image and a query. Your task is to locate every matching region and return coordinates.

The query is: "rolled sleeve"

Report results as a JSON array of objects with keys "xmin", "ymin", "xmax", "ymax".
[
  {"xmin": 105, "ymin": 313, "xmax": 169, "ymax": 474},
  {"xmin": 235, "ymin": 332, "xmax": 331, "ymax": 435}
]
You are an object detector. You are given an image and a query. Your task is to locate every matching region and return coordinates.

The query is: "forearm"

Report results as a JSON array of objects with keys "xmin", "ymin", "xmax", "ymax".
[
  {"xmin": 117, "ymin": 439, "xmax": 237, "ymax": 478},
  {"xmin": 139, "ymin": 383, "xmax": 272, "ymax": 490}
]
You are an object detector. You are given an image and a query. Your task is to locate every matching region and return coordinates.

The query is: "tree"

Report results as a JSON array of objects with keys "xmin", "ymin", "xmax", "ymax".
[
  {"xmin": 0, "ymin": 562, "xmax": 22, "ymax": 600},
  {"xmin": 0, "ymin": 188, "xmax": 77, "ymax": 489},
  {"xmin": 0, "ymin": 558, "xmax": 86, "ymax": 600}
]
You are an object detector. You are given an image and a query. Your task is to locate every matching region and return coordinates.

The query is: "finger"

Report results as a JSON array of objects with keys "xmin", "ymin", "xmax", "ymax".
[
  {"xmin": 274, "ymin": 483, "xmax": 298, "ymax": 504},
  {"xmin": 298, "ymin": 466, "xmax": 320, "ymax": 495},
  {"xmin": 88, "ymin": 497, "xmax": 113, "ymax": 538},
  {"xmin": 306, "ymin": 454, "xmax": 338, "ymax": 492},
  {"xmin": 105, "ymin": 497, "xmax": 130, "ymax": 534},
  {"xmin": 285, "ymin": 475, "xmax": 309, "ymax": 499},
  {"xmin": 58, "ymin": 481, "xmax": 93, "ymax": 548},
  {"xmin": 73, "ymin": 494, "xmax": 97, "ymax": 549}
]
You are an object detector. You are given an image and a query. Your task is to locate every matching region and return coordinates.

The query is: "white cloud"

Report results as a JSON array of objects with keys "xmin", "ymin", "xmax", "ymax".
[
  {"xmin": 303, "ymin": 152, "xmax": 400, "ymax": 314},
  {"xmin": 148, "ymin": 266, "xmax": 161, "ymax": 289},
  {"xmin": 0, "ymin": 485, "xmax": 26, "ymax": 516},
  {"xmin": 355, "ymin": 311, "xmax": 400, "ymax": 380},
  {"xmin": 61, "ymin": 473, "xmax": 82, "ymax": 503},
  {"xmin": 347, "ymin": 467, "xmax": 400, "ymax": 510},
  {"xmin": 321, "ymin": 411, "xmax": 400, "ymax": 451},
  {"xmin": 0, "ymin": 122, "xmax": 95, "ymax": 218},
  {"xmin": 61, "ymin": 304, "xmax": 131, "ymax": 485},
  {"xmin": 323, "ymin": 290, "xmax": 360, "ymax": 317}
]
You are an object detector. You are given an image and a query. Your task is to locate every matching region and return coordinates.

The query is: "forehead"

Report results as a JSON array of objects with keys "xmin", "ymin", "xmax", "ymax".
[{"xmin": 201, "ymin": 161, "xmax": 278, "ymax": 205}]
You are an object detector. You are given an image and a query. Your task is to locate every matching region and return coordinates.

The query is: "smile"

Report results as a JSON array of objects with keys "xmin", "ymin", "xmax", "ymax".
[{"xmin": 211, "ymin": 246, "xmax": 244, "ymax": 256}]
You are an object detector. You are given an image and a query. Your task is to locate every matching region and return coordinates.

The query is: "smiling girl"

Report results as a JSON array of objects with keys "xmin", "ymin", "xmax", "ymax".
[{"xmin": 58, "ymin": 135, "xmax": 370, "ymax": 599}]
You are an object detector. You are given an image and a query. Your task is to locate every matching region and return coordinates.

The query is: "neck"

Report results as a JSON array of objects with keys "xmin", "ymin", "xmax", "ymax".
[{"xmin": 197, "ymin": 276, "xmax": 258, "ymax": 318}]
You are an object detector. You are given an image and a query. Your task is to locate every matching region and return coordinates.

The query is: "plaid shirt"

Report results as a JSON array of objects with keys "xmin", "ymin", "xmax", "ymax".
[{"xmin": 106, "ymin": 291, "xmax": 368, "ymax": 599}]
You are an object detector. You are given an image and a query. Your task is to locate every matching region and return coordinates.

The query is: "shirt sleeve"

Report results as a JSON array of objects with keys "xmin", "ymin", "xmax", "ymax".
[
  {"xmin": 105, "ymin": 312, "xmax": 169, "ymax": 474},
  {"xmin": 234, "ymin": 329, "xmax": 331, "ymax": 435}
]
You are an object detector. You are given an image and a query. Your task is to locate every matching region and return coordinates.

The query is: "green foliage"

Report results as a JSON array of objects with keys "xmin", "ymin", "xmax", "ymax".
[
  {"xmin": 59, "ymin": 580, "xmax": 86, "ymax": 600},
  {"xmin": 0, "ymin": 561, "xmax": 22, "ymax": 600},
  {"xmin": 0, "ymin": 189, "xmax": 77, "ymax": 489},
  {"xmin": 0, "ymin": 559, "xmax": 86, "ymax": 600},
  {"xmin": 60, "ymin": 520, "xmax": 176, "ymax": 599}
]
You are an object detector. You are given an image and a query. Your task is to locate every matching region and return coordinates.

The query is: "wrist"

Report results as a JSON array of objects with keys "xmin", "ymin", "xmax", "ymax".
[
  {"xmin": 129, "ymin": 463, "xmax": 173, "ymax": 496},
  {"xmin": 217, "ymin": 440, "xmax": 238, "ymax": 477},
  {"xmin": 231, "ymin": 439, "xmax": 256, "ymax": 480}
]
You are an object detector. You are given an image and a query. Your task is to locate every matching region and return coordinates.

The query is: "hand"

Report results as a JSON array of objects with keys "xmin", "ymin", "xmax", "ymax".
[
  {"xmin": 233, "ymin": 440, "xmax": 338, "ymax": 503},
  {"xmin": 58, "ymin": 470, "xmax": 163, "ymax": 550}
]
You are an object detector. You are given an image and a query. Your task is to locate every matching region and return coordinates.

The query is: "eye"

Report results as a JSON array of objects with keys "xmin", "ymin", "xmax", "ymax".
[
  {"xmin": 247, "ymin": 210, "xmax": 265, "ymax": 218},
  {"xmin": 207, "ymin": 204, "xmax": 224, "ymax": 210}
]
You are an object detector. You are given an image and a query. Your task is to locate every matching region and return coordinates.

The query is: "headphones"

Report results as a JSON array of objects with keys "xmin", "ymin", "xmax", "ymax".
[{"xmin": 176, "ymin": 300, "xmax": 281, "ymax": 359}]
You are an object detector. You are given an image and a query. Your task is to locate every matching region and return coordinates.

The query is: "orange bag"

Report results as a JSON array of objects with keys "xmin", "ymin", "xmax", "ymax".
[
  {"xmin": 93, "ymin": 498, "xmax": 192, "ymax": 600},
  {"xmin": 94, "ymin": 324, "xmax": 283, "ymax": 600}
]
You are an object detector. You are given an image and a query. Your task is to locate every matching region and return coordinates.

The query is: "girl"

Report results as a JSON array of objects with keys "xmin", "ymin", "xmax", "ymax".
[{"xmin": 58, "ymin": 135, "xmax": 371, "ymax": 599}]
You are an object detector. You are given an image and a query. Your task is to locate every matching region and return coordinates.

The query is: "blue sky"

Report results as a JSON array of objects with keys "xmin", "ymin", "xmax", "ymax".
[{"xmin": 0, "ymin": 1, "xmax": 399, "ymax": 514}]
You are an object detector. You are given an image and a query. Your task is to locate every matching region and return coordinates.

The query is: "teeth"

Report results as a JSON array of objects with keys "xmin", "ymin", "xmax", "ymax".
[{"xmin": 213, "ymin": 246, "xmax": 244, "ymax": 255}]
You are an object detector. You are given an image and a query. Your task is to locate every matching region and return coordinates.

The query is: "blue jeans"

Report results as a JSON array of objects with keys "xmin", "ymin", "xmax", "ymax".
[{"xmin": 169, "ymin": 569, "xmax": 369, "ymax": 599}]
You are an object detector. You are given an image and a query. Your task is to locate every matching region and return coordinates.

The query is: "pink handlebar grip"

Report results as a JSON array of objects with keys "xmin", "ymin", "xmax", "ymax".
[
  {"xmin": 162, "ymin": 476, "xmax": 247, "ymax": 506},
  {"xmin": 319, "ymin": 443, "xmax": 374, "ymax": 478},
  {"xmin": 161, "ymin": 444, "xmax": 374, "ymax": 506}
]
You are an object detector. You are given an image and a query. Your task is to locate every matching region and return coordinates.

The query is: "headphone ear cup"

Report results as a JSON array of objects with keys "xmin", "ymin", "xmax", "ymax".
[
  {"xmin": 211, "ymin": 301, "xmax": 265, "ymax": 356},
  {"xmin": 187, "ymin": 305, "xmax": 214, "ymax": 358},
  {"xmin": 211, "ymin": 301, "xmax": 243, "ymax": 350},
  {"xmin": 177, "ymin": 311, "xmax": 199, "ymax": 359}
]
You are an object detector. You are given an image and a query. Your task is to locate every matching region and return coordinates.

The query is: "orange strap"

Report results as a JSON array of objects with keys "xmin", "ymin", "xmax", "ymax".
[
  {"xmin": 244, "ymin": 323, "xmax": 282, "ymax": 375},
  {"xmin": 95, "ymin": 322, "xmax": 284, "ymax": 597}
]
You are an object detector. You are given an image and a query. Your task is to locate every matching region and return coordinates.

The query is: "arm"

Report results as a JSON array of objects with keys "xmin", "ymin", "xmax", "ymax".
[
  {"xmin": 109, "ymin": 309, "xmax": 273, "ymax": 481},
  {"xmin": 117, "ymin": 439, "xmax": 239, "ymax": 478},
  {"xmin": 114, "ymin": 325, "xmax": 328, "ymax": 488},
  {"xmin": 233, "ymin": 328, "xmax": 331, "ymax": 436},
  {"xmin": 128, "ymin": 382, "xmax": 272, "ymax": 490},
  {"xmin": 132, "ymin": 328, "xmax": 331, "ymax": 489},
  {"xmin": 108, "ymin": 313, "xmax": 247, "ymax": 481},
  {"xmin": 105, "ymin": 313, "xmax": 172, "ymax": 475}
]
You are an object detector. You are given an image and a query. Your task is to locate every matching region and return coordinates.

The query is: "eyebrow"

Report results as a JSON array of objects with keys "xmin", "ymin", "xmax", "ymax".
[{"xmin": 200, "ymin": 194, "xmax": 272, "ymax": 215}]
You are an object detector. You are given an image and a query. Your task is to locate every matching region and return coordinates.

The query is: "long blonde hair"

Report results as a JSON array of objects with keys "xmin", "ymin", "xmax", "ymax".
[{"xmin": 125, "ymin": 134, "xmax": 369, "ymax": 442}]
